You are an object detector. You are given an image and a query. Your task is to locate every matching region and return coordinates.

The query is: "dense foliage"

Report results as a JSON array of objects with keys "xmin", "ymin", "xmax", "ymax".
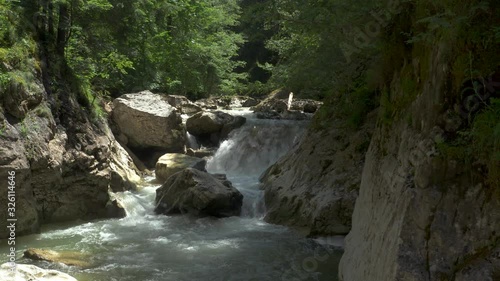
[
  {"xmin": 0, "ymin": 0, "xmax": 498, "ymax": 185},
  {"xmin": 0, "ymin": 0, "xmax": 38, "ymax": 95},
  {"xmin": 1, "ymin": 0, "xmax": 245, "ymax": 100}
]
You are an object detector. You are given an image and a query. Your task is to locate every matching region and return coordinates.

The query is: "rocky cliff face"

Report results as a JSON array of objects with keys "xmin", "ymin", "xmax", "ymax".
[
  {"xmin": 260, "ymin": 110, "xmax": 376, "ymax": 236},
  {"xmin": 0, "ymin": 74, "xmax": 141, "ymax": 238},
  {"xmin": 339, "ymin": 44, "xmax": 500, "ymax": 280}
]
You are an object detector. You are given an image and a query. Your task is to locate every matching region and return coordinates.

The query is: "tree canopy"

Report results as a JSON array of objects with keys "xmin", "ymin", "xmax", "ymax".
[{"xmin": 0, "ymin": 0, "xmax": 498, "ymax": 101}]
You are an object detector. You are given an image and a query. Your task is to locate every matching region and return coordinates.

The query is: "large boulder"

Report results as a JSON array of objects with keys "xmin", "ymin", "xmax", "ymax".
[
  {"xmin": 155, "ymin": 168, "xmax": 243, "ymax": 217},
  {"xmin": 186, "ymin": 111, "xmax": 233, "ymax": 135},
  {"xmin": 0, "ymin": 263, "xmax": 77, "ymax": 281},
  {"xmin": 186, "ymin": 111, "xmax": 246, "ymax": 145},
  {"xmin": 112, "ymin": 91, "xmax": 185, "ymax": 151},
  {"xmin": 155, "ymin": 153, "xmax": 206, "ymax": 182}
]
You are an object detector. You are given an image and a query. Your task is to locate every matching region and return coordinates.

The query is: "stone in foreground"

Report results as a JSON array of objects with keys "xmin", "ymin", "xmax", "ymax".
[
  {"xmin": 112, "ymin": 91, "xmax": 185, "ymax": 151},
  {"xmin": 0, "ymin": 263, "xmax": 77, "ymax": 281},
  {"xmin": 155, "ymin": 168, "xmax": 243, "ymax": 217},
  {"xmin": 155, "ymin": 153, "xmax": 207, "ymax": 181},
  {"xmin": 24, "ymin": 248, "xmax": 91, "ymax": 268}
]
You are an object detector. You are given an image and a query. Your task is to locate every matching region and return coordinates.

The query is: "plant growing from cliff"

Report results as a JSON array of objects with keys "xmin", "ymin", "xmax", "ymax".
[
  {"xmin": 437, "ymin": 98, "xmax": 500, "ymax": 191},
  {"xmin": 19, "ymin": 120, "xmax": 28, "ymax": 138},
  {"xmin": 34, "ymin": 105, "xmax": 52, "ymax": 119},
  {"xmin": 379, "ymin": 88, "xmax": 395, "ymax": 126},
  {"xmin": 340, "ymin": 84, "xmax": 379, "ymax": 129},
  {"xmin": 471, "ymin": 98, "xmax": 500, "ymax": 189},
  {"xmin": 0, "ymin": 123, "xmax": 5, "ymax": 137}
]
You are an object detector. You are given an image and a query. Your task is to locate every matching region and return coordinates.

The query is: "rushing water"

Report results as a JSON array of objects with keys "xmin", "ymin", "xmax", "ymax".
[{"xmin": 1, "ymin": 110, "xmax": 342, "ymax": 281}]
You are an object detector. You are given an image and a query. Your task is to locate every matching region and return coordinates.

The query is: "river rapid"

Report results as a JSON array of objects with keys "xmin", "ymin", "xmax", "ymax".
[{"xmin": 1, "ymin": 110, "xmax": 343, "ymax": 281}]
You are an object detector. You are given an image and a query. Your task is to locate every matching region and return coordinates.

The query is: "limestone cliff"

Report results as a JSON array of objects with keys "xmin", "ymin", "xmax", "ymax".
[
  {"xmin": 0, "ymin": 72, "xmax": 141, "ymax": 238},
  {"xmin": 339, "ymin": 43, "xmax": 500, "ymax": 280}
]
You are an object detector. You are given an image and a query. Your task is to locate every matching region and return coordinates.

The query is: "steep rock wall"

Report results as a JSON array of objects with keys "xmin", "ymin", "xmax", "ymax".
[
  {"xmin": 260, "ymin": 111, "xmax": 376, "ymax": 236},
  {"xmin": 339, "ymin": 43, "xmax": 500, "ymax": 280},
  {"xmin": 0, "ymin": 74, "xmax": 141, "ymax": 238}
]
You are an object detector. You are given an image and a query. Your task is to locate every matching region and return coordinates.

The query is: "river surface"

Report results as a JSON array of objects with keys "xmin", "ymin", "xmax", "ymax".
[{"xmin": 1, "ymin": 110, "xmax": 342, "ymax": 281}]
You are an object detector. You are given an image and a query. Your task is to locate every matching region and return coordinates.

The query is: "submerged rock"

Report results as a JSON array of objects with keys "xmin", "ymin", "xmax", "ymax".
[
  {"xmin": 0, "ymin": 263, "xmax": 78, "ymax": 281},
  {"xmin": 24, "ymin": 248, "xmax": 91, "ymax": 268},
  {"xmin": 112, "ymin": 91, "xmax": 185, "ymax": 151},
  {"xmin": 155, "ymin": 168, "xmax": 243, "ymax": 217},
  {"xmin": 155, "ymin": 153, "xmax": 206, "ymax": 181}
]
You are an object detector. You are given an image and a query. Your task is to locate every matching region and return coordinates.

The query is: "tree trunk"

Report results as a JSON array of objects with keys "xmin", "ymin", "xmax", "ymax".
[
  {"xmin": 48, "ymin": 1, "xmax": 55, "ymax": 43},
  {"xmin": 56, "ymin": 3, "xmax": 70, "ymax": 57}
]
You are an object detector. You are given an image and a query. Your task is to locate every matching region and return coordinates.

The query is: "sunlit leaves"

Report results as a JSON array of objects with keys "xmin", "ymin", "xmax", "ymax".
[{"xmin": 63, "ymin": 0, "xmax": 244, "ymax": 97}]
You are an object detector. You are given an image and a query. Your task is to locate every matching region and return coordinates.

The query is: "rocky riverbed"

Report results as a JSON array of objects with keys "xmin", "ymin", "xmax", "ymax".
[{"xmin": 1, "ymin": 89, "xmax": 341, "ymax": 281}]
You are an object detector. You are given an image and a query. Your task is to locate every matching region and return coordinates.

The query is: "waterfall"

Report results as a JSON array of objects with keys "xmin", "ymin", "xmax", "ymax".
[
  {"xmin": 206, "ymin": 115, "xmax": 309, "ymax": 217},
  {"xmin": 207, "ymin": 118, "xmax": 308, "ymax": 176}
]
